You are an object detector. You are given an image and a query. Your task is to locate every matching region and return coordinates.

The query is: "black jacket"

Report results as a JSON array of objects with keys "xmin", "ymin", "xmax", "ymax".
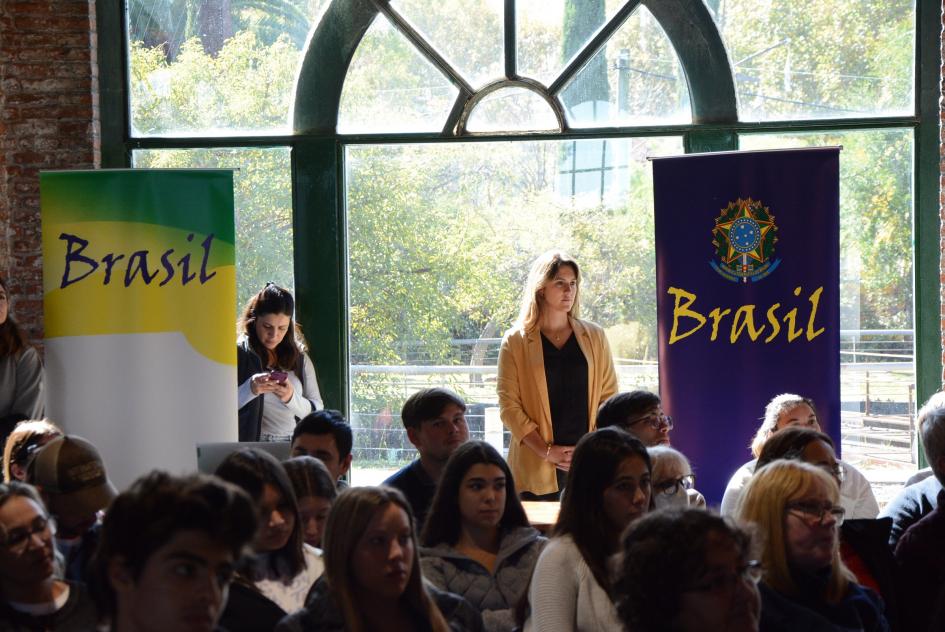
[
  {"xmin": 218, "ymin": 579, "xmax": 292, "ymax": 632},
  {"xmin": 841, "ymin": 518, "xmax": 902, "ymax": 632},
  {"xmin": 237, "ymin": 340, "xmax": 312, "ymax": 442}
]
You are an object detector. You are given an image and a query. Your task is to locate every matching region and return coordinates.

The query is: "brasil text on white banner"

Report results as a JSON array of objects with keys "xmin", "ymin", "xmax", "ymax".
[{"xmin": 40, "ymin": 169, "xmax": 236, "ymax": 488}]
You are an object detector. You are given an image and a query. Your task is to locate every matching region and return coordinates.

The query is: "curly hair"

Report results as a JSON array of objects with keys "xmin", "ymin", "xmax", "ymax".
[{"xmin": 614, "ymin": 508, "xmax": 755, "ymax": 632}]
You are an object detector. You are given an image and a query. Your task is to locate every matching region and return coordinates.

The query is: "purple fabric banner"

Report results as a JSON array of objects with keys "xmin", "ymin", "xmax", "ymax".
[{"xmin": 653, "ymin": 148, "xmax": 840, "ymax": 505}]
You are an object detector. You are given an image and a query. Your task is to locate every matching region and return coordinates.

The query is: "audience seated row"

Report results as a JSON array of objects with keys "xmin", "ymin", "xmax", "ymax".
[{"xmin": 2, "ymin": 381, "xmax": 944, "ymax": 631}]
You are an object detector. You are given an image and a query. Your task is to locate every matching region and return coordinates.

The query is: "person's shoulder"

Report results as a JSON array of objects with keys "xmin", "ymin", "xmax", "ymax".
[
  {"xmin": 884, "ymin": 475, "xmax": 942, "ymax": 512},
  {"xmin": 382, "ymin": 460, "xmax": 417, "ymax": 487},
  {"xmin": 501, "ymin": 525, "xmax": 543, "ymax": 549},
  {"xmin": 538, "ymin": 535, "xmax": 581, "ymax": 565},
  {"xmin": 726, "ymin": 460, "xmax": 756, "ymax": 487},
  {"xmin": 419, "ymin": 542, "xmax": 460, "ymax": 561},
  {"xmin": 501, "ymin": 326, "xmax": 529, "ymax": 345},
  {"xmin": 55, "ymin": 581, "xmax": 99, "ymax": 629},
  {"xmin": 839, "ymin": 460, "xmax": 870, "ymax": 484},
  {"xmin": 276, "ymin": 579, "xmax": 342, "ymax": 632},
  {"xmin": 17, "ymin": 346, "xmax": 39, "ymax": 362},
  {"xmin": 842, "ymin": 581, "xmax": 887, "ymax": 617}
]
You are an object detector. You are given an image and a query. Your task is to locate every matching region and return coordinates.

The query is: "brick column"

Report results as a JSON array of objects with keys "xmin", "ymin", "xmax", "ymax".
[{"xmin": 0, "ymin": 0, "xmax": 99, "ymax": 344}]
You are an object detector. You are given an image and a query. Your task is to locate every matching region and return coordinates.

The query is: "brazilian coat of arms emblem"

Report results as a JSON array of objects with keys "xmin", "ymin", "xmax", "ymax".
[{"xmin": 710, "ymin": 197, "xmax": 781, "ymax": 283}]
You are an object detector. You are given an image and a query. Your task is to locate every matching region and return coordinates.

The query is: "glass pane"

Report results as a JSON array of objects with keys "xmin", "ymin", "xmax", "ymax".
[
  {"xmin": 127, "ymin": 0, "xmax": 328, "ymax": 136},
  {"xmin": 561, "ymin": 6, "xmax": 690, "ymax": 126},
  {"xmin": 518, "ymin": 0, "xmax": 626, "ymax": 86},
  {"xmin": 391, "ymin": 0, "xmax": 503, "ymax": 90},
  {"xmin": 740, "ymin": 130, "xmax": 915, "ymax": 503},
  {"xmin": 466, "ymin": 88, "xmax": 559, "ymax": 133},
  {"xmin": 339, "ymin": 14, "xmax": 460, "ymax": 133},
  {"xmin": 345, "ymin": 136, "xmax": 682, "ymax": 483},
  {"xmin": 712, "ymin": 0, "xmax": 915, "ymax": 121},
  {"xmin": 132, "ymin": 148, "xmax": 294, "ymax": 312}
]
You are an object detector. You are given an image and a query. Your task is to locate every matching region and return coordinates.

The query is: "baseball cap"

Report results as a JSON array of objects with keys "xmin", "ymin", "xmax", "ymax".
[{"xmin": 28, "ymin": 435, "xmax": 117, "ymax": 517}]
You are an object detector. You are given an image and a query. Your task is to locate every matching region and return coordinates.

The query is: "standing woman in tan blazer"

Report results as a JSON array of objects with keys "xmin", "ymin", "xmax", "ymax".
[{"xmin": 497, "ymin": 251, "xmax": 619, "ymax": 500}]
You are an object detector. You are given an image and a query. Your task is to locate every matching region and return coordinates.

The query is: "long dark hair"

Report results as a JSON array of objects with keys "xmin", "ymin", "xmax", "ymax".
[
  {"xmin": 237, "ymin": 283, "xmax": 305, "ymax": 371},
  {"xmin": 0, "ymin": 279, "xmax": 28, "ymax": 358},
  {"xmin": 554, "ymin": 427, "xmax": 651, "ymax": 594},
  {"xmin": 421, "ymin": 441, "xmax": 529, "ymax": 547},
  {"xmin": 215, "ymin": 448, "xmax": 305, "ymax": 579}
]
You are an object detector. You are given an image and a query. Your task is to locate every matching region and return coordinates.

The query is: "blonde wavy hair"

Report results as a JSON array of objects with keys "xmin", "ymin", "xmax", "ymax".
[
  {"xmin": 750, "ymin": 393, "xmax": 817, "ymax": 457},
  {"xmin": 514, "ymin": 250, "xmax": 581, "ymax": 332},
  {"xmin": 322, "ymin": 486, "xmax": 449, "ymax": 632},
  {"xmin": 737, "ymin": 460, "xmax": 854, "ymax": 603}
]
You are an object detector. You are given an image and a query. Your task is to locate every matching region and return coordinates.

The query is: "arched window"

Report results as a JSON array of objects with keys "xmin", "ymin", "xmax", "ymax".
[{"xmin": 103, "ymin": 0, "xmax": 937, "ymax": 482}]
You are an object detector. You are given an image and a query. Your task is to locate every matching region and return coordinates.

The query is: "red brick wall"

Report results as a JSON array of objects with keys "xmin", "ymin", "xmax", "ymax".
[{"xmin": 0, "ymin": 0, "xmax": 99, "ymax": 345}]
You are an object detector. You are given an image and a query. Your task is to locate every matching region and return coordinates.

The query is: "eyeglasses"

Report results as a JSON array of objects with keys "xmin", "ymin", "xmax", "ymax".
[
  {"xmin": 2, "ymin": 516, "xmax": 53, "ymax": 554},
  {"xmin": 816, "ymin": 463, "xmax": 845, "ymax": 483},
  {"xmin": 653, "ymin": 474, "xmax": 696, "ymax": 496},
  {"xmin": 785, "ymin": 501, "xmax": 845, "ymax": 526},
  {"xmin": 626, "ymin": 413, "xmax": 673, "ymax": 431},
  {"xmin": 687, "ymin": 560, "xmax": 763, "ymax": 593}
]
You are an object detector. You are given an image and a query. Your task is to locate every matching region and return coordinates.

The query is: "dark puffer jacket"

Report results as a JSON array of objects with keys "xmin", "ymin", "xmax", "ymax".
[{"xmin": 420, "ymin": 526, "xmax": 546, "ymax": 632}]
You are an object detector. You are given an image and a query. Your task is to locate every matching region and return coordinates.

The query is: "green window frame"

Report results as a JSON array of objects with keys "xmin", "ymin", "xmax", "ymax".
[{"xmin": 97, "ymin": 0, "xmax": 942, "ymax": 458}]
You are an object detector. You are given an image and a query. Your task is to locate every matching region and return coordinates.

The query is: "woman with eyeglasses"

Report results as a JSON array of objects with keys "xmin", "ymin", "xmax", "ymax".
[
  {"xmin": 497, "ymin": 250, "xmax": 618, "ymax": 500},
  {"xmin": 0, "ymin": 482, "xmax": 98, "ymax": 630},
  {"xmin": 614, "ymin": 507, "xmax": 761, "ymax": 632},
  {"xmin": 738, "ymin": 460, "xmax": 890, "ymax": 632},
  {"xmin": 647, "ymin": 446, "xmax": 705, "ymax": 509},
  {"xmin": 522, "ymin": 427, "xmax": 650, "ymax": 631},
  {"xmin": 720, "ymin": 393, "xmax": 878, "ymax": 520},
  {"xmin": 754, "ymin": 427, "xmax": 901, "ymax": 631}
]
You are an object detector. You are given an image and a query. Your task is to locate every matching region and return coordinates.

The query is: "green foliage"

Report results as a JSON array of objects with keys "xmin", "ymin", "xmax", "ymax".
[
  {"xmin": 716, "ymin": 0, "xmax": 913, "ymax": 118},
  {"xmin": 561, "ymin": 0, "xmax": 609, "ymax": 107}
]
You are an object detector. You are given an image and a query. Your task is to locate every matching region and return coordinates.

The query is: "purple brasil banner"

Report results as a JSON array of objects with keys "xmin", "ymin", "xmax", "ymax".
[{"xmin": 653, "ymin": 148, "xmax": 840, "ymax": 505}]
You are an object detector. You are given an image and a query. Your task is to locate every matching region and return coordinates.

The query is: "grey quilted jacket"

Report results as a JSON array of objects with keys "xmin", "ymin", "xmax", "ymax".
[{"xmin": 420, "ymin": 526, "xmax": 547, "ymax": 632}]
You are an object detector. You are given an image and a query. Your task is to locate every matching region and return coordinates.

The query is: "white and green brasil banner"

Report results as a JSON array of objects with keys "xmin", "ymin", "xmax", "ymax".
[{"xmin": 41, "ymin": 170, "xmax": 236, "ymax": 488}]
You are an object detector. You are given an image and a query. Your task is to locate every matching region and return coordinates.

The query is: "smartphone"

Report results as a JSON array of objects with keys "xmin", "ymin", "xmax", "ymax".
[{"xmin": 269, "ymin": 370, "xmax": 288, "ymax": 382}]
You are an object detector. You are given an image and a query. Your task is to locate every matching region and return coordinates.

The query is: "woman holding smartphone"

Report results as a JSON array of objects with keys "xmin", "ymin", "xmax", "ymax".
[
  {"xmin": 497, "ymin": 250, "xmax": 618, "ymax": 499},
  {"xmin": 238, "ymin": 283, "xmax": 323, "ymax": 442}
]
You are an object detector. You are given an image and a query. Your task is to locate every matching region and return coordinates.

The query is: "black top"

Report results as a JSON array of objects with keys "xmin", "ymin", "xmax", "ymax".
[
  {"xmin": 879, "ymin": 475, "xmax": 942, "ymax": 547},
  {"xmin": 541, "ymin": 332, "xmax": 588, "ymax": 447},
  {"xmin": 0, "ymin": 581, "xmax": 98, "ymax": 632},
  {"xmin": 382, "ymin": 459, "xmax": 437, "ymax": 530}
]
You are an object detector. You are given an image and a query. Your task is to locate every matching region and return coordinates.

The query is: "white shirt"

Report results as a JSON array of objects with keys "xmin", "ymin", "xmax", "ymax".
[
  {"xmin": 255, "ymin": 544, "xmax": 324, "ymax": 615},
  {"xmin": 720, "ymin": 458, "xmax": 880, "ymax": 519},
  {"xmin": 524, "ymin": 535, "xmax": 622, "ymax": 632},
  {"xmin": 237, "ymin": 352, "xmax": 323, "ymax": 437}
]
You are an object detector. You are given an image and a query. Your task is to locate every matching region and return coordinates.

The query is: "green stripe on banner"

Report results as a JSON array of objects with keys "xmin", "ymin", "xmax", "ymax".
[{"xmin": 40, "ymin": 170, "xmax": 235, "ymax": 244}]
